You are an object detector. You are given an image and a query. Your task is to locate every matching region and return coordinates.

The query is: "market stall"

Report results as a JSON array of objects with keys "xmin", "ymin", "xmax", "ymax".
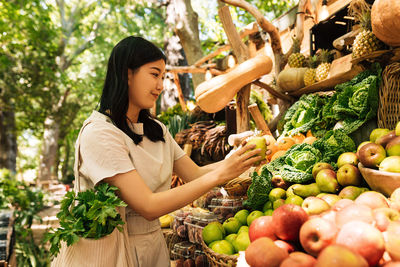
[{"xmin": 162, "ymin": 0, "xmax": 400, "ymax": 266}]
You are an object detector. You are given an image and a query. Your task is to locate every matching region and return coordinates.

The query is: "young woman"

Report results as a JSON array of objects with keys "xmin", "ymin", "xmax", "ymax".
[{"xmin": 75, "ymin": 36, "xmax": 262, "ymax": 266}]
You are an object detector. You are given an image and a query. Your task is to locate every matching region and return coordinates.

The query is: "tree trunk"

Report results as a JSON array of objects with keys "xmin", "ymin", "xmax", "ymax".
[
  {"xmin": 38, "ymin": 116, "xmax": 60, "ymax": 181},
  {"xmin": 0, "ymin": 108, "xmax": 17, "ymax": 173},
  {"xmin": 170, "ymin": 0, "xmax": 205, "ymax": 89},
  {"xmin": 61, "ymin": 138, "xmax": 70, "ymax": 180}
]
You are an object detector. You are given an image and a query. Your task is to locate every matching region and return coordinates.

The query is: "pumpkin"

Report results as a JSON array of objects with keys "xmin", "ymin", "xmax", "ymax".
[
  {"xmin": 195, "ymin": 54, "xmax": 272, "ymax": 113},
  {"xmin": 277, "ymin": 67, "xmax": 308, "ymax": 92},
  {"xmin": 371, "ymin": 0, "xmax": 400, "ymax": 47}
]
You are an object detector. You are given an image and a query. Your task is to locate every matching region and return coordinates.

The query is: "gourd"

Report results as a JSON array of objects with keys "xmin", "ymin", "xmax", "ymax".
[
  {"xmin": 277, "ymin": 67, "xmax": 308, "ymax": 92},
  {"xmin": 371, "ymin": 0, "xmax": 400, "ymax": 47},
  {"xmin": 195, "ymin": 55, "xmax": 272, "ymax": 113}
]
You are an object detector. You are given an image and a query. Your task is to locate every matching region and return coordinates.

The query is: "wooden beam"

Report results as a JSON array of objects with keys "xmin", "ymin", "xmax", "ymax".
[
  {"xmin": 218, "ymin": 3, "xmax": 250, "ymax": 133},
  {"xmin": 193, "ymin": 22, "xmax": 259, "ymax": 67},
  {"xmin": 252, "ymin": 80, "xmax": 295, "ymax": 102},
  {"xmin": 248, "ymin": 103, "xmax": 274, "ymax": 136},
  {"xmin": 173, "ymin": 72, "xmax": 187, "ymax": 111},
  {"xmin": 166, "ymin": 63, "xmax": 216, "ymax": 73}
]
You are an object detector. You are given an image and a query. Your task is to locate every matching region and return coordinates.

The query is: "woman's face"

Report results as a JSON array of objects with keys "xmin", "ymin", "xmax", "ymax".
[{"xmin": 127, "ymin": 59, "xmax": 165, "ymax": 111}]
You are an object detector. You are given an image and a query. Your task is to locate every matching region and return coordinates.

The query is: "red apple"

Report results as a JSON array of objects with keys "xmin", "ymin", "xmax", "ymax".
[
  {"xmin": 335, "ymin": 203, "xmax": 374, "ymax": 228},
  {"xmin": 300, "ymin": 217, "xmax": 338, "ymax": 257},
  {"xmin": 355, "ymin": 191, "xmax": 389, "ymax": 210},
  {"xmin": 335, "ymin": 220, "xmax": 385, "ymax": 266},
  {"xmin": 373, "ymin": 207, "xmax": 400, "ymax": 232},
  {"xmin": 315, "ymin": 245, "xmax": 368, "ymax": 267},
  {"xmin": 274, "ymin": 240, "xmax": 295, "ymax": 254},
  {"xmin": 280, "ymin": 252, "xmax": 317, "ymax": 267},
  {"xmin": 245, "ymin": 237, "xmax": 288, "ymax": 267},
  {"xmin": 331, "ymin": 198, "xmax": 353, "ymax": 211},
  {"xmin": 248, "ymin": 216, "xmax": 277, "ymax": 242},
  {"xmin": 390, "ymin": 201, "xmax": 400, "ymax": 213},
  {"xmin": 386, "ymin": 221, "xmax": 400, "ymax": 261},
  {"xmin": 358, "ymin": 143, "xmax": 386, "ymax": 168},
  {"xmin": 272, "ymin": 204, "xmax": 308, "ymax": 241},
  {"xmin": 318, "ymin": 210, "xmax": 336, "ymax": 225}
]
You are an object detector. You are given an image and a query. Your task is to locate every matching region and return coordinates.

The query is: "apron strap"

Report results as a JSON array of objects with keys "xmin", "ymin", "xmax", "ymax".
[{"xmin": 73, "ymin": 120, "xmax": 92, "ymax": 193}]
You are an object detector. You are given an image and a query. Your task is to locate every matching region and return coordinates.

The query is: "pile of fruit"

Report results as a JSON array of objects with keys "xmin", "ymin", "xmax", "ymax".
[
  {"xmin": 358, "ymin": 122, "xmax": 400, "ymax": 173},
  {"xmin": 243, "ymin": 186, "xmax": 400, "ymax": 267}
]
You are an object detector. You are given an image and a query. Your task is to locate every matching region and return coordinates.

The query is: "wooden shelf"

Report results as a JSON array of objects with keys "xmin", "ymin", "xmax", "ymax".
[{"xmin": 290, "ymin": 64, "xmax": 364, "ymax": 97}]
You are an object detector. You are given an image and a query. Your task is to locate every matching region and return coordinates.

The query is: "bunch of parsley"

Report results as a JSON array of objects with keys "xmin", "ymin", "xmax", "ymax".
[{"xmin": 45, "ymin": 183, "xmax": 127, "ymax": 257}]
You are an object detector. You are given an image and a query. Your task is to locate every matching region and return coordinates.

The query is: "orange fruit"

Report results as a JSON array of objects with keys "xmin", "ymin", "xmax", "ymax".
[
  {"xmin": 303, "ymin": 136, "xmax": 317, "ymax": 144},
  {"xmin": 270, "ymin": 150, "xmax": 287, "ymax": 161},
  {"xmin": 276, "ymin": 137, "xmax": 295, "ymax": 151},
  {"xmin": 306, "ymin": 130, "xmax": 314, "ymax": 137},
  {"xmin": 292, "ymin": 133, "xmax": 305, "ymax": 144}
]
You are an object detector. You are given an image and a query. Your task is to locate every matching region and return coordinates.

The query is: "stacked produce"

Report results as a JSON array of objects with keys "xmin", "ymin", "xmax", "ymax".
[
  {"xmin": 279, "ymin": 66, "xmax": 381, "ymax": 138},
  {"xmin": 358, "ymin": 122, "xmax": 400, "ymax": 173}
]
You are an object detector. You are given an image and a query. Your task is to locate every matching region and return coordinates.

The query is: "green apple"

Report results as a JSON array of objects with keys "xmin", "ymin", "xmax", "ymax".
[
  {"xmin": 246, "ymin": 210, "xmax": 264, "ymax": 226},
  {"xmin": 269, "ymin": 188, "xmax": 286, "ymax": 202},
  {"xmin": 246, "ymin": 136, "xmax": 267, "ymax": 163},
  {"xmin": 386, "ymin": 136, "xmax": 400, "ymax": 156},
  {"xmin": 211, "ymin": 240, "xmax": 235, "ymax": 255},
  {"xmin": 262, "ymin": 201, "xmax": 273, "ymax": 212},
  {"xmin": 264, "ymin": 209, "xmax": 273, "ymax": 216},
  {"xmin": 225, "ymin": 233, "xmax": 238, "ymax": 244},
  {"xmin": 396, "ymin": 121, "xmax": 400, "ymax": 136},
  {"xmin": 223, "ymin": 217, "xmax": 242, "ymax": 234},
  {"xmin": 234, "ymin": 209, "xmax": 249, "ymax": 226},
  {"xmin": 379, "ymin": 156, "xmax": 400, "ymax": 173},
  {"xmin": 370, "ymin": 128, "xmax": 390, "ymax": 143},
  {"xmin": 233, "ymin": 231, "xmax": 250, "ymax": 252},
  {"xmin": 237, "ymin": 225, "xmax": 249, "ymax": 235},
  {"xmin": 273, "ymin": 199, "xmax": 286, "ymax": 210},
  {"xmin": 312, "ymin": 162, "xmax": 334, "ymax": 179},
  {"xmin": 337, "ymin": 152, "xmax": 359, "ymax": 168},
  {"xmin": 285, "ymin": 195, "xmax": 304, "ymax": 206},
  {"xmin": 301, "ymin": 196, "xmax": 330, "ymax": 215},
  {"xmin": 337, "ymin": 164, "xmax": 362, "ymax": 186},
  {"xmin": 202, "ymin": 222, "xmax": 225, "ymax": 245}
]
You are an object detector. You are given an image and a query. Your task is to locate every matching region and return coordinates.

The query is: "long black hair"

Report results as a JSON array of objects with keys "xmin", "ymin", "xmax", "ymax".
[{"xmin": 99, "ymin": 36, "xmax": 166, "ymax": 145}]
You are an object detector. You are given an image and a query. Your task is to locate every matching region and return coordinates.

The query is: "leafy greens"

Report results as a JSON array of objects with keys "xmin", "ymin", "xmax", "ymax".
[{"xmin": 45, "ymin": 183, "xmax": 127, "ymax": 257}]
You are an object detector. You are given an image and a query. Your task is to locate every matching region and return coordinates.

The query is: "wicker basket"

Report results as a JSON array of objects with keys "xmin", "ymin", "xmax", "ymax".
[
  {"xmin": 223, "ymin": 177, "xmax": 252, "ymax": 197},
  {"xmin": 201, "ymin": 237, "xmax": 238, "ymax": 267},
  {"xmin": 378, "ymin": 62, "xmax": 400, "ymax": 129}
]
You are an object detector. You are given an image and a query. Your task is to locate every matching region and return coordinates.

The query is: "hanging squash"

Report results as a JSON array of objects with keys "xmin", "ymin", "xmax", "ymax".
[
  {"xmin": 371, "ymin": 0, "xmax": 400, "ymax": 47},
  {"xmin": 277, "ymin": 67, "xmax": 308, "ymax": 92},
  {"xmin": 195, "ymin": 55, "xmax": 272, "ymax": 113}
]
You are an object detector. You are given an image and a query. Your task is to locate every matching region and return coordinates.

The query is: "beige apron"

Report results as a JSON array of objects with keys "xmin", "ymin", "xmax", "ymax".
[{"xmin": 70, "ymin": 111, "xmax": 185, "ymax": 267}]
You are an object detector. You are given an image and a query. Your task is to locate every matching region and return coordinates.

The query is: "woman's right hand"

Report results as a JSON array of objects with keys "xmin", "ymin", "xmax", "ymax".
[{"xmin": 215, "ymin": 143, "xmax": 262, "ymax": 184}]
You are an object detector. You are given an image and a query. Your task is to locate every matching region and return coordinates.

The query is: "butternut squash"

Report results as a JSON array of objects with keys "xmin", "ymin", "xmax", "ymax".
[
  {"xmin": 195, "ymin": 55, "xmax": 272, "ymax": 113},
  {"xmin": 277, "ymin": 67, "xmax": 308, "ymax": 92},
  {"xmin": 371, "ymin": 0, "xmax": 400, "ymax": 47}
]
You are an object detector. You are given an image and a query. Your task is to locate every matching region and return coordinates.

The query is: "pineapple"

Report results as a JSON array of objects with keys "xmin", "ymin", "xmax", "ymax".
[
  {"xmin": 349, "ymin": 0, "xmax": 382, "ymax": 58},
  {"xmin": 315, "ymin": 49, "xmax": 332, "ymax": 82},
  {"xmin": 304, "ymin": 55, "xmax": 319, "ymax": 86},
  {"xmin": 288, "ymin": 38, "xmax": 305, "ymax": 68}
]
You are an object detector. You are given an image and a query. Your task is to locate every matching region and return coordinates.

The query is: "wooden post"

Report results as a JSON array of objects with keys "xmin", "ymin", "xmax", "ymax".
[
  {"xmin": 218, "ymin": 3, "xmax": 250, "ymax": 133},
  {"xmin": 248, "ymin": 103, "xmax": 274, "ymax": 137},
  {"xmin": 173, "ymin": 72, "xmax": 187, "ymax": 111}
]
